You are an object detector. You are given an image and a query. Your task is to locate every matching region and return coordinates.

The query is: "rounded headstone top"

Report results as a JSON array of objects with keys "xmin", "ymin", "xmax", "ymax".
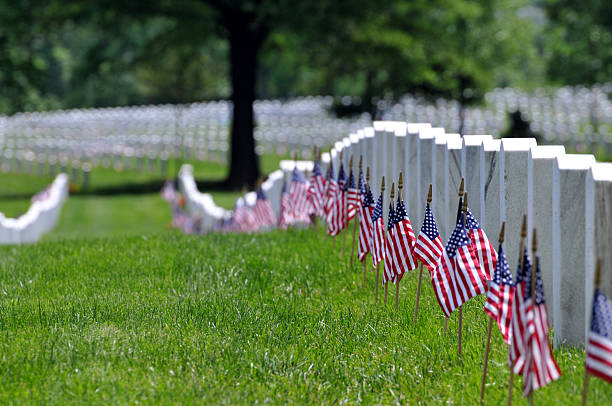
[
  {"xmin": 462, "ymin": 134, "xmax": 493, "ymax": 146},
  {"xmin": 500, "ymin": 137, "xmax": 538, "ymax": 151},
  {"xmin": 590, "ymin": 162, "xmax": 612, "ymax": 181},
  {"xmin": 555, "ymin": 154, "xmax": 596, "ymax": 170},
  {"xmin": 406, "ymin": 123, "xmax": 431, "ymax": 134},
  {"xmin": 529, "ymin": 145, "xmax": 565, "ymax": 159}
]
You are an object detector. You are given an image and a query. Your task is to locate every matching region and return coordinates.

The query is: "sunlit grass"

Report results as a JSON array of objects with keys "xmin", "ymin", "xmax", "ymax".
[{"xmin": 0, "ymin": 229, "xmax": 608, "ymax": 404}]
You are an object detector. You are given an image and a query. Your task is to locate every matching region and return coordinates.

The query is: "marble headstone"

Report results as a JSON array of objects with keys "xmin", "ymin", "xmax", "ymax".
[
  {"xmin": 483, "ymin": 139, "xmax": 502, "ymax": 243},
  {"xmin": 461, "ymin": 135, "xmax": 493, "ymax": 225}
]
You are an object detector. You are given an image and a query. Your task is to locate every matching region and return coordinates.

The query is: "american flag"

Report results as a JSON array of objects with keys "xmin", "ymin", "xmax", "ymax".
[
  {"xmin": 465, "ymin": 208, "xmax": 497, "ymax": 280},
  {"xmin": 279, "ymin": 182, "xmax": 293, "ymax": 229},
  {"xmin": 289, "ymin": 166, "xmax": 311, "ymax": 223},
  {"xmin": 324, "ymin": 162, "xmax": 335, "ymax": 220},
  {"xmin": 370, "ymin": 191, "xmax": 385, "ymax": 268},
  {"xmin": 586, "ymin": 288, "xmax": 612, "ymax": 383},
  {"xmin": 160, "ymin": 180, "xmax": 177, "ymax": 203},
  {"xmin": 414, "ymin": 204, "xmax": 444, "ymax": 272},
  {"xmin": 253, "ymin": 187, "xmax": 276, "ymax": 229},
  {"xmin": 522, "ymin": 256, "xmax": 561, "ymax": 397},
  {"xmin": 509, "ymin": 248, "xmax": 532, "ymax": 374},
  {"xmin": 234, "ymin": 197, "xmax": 257, "ymax": 232},
  {"xmin": 385, "ymin": 197, "xmax": 418, "ymax": 283},
  {"xmin": 432, "ymin": 212, "xmax": 486, "ymax": 317},
  {"xmin": 358, "ymin": 171, "xmax": 374, "ymax": 262},
  {"xmin": 346, "ymin": 169, "xmax": 359, "ymax": 223},
  {"xmin": 307, "ymin": 158, "xmax": 326, "ymax": 217},
  {"xmin": 383, "ymin": 201, "xmax": 396, "ymax": 284},
  {"xmin": 484, "ymin": 246, "xmax": 515, "ymax": 344},
  {"xmin": 327, "ymin": 164, "xmax": 346, "ymax": 236}
]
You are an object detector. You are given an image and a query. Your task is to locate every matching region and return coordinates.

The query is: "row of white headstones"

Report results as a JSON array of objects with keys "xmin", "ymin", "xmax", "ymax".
[
  {"xmin": 0, "ymin": 173, "xmax": 69, "ymax": 245},
  {"xmin": 180, "ymin": 120, "xmax": 611, "ymax": 349}
]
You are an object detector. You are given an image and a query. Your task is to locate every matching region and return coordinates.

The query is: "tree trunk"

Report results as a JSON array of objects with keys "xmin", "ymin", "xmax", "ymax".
[{"xmin": 225, "ymin": 16, "xmax": 265, "ymax": 189}]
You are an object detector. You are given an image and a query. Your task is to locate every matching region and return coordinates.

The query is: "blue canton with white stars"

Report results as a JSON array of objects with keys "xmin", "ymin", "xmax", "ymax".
[
  {"xmin": 445, "ymin": 214, "xmax": 471, "ymax": 258},
  {"xmin": 313, "ymin": 159, "xmax": 322, "ymax": 176},
  {"xmin": 256, "ymin": 187, "xmax": 268, "ymax": 201},
  {"xmin": 363, "ymin": 187, "xmax": 375, "ymax": 208},
  {"xmin": 387, "ymin": 202, "xmax": 396, "ymax": 231},
  {"xmin": 346, "ymin": 170, "xmax": 356, "ymax": 191},
  {"xmin": 358, "ymin": 170, "xmax": 366, "ymax": 195},
  {"xmin": 465, "ymin": 208, "xmax": 481, "ymax": 230},
  {"xmin": 292, "ymin": 167, "xmax": 307, "ymax": 183},
  {"xmin": 591, "ymin": 289, "xmax": 612, "ymax": 338},
  {"xmin": 371, "ymin": 193, "xmax": 384, "ymax": 223},
  {"xmin": 395, "ymin": 199, "xmax": 409, "ymax": 222},
  {"xmin": 420, "ymin": 204, "xmax": 440, "ymax": 241},
  {"xmin": 494, "ymin": 247, "xmax": 514, "ymax": 286},
  {"xmin": 338, "ymin": 164, "xmax": 347, "ymax": 188}
]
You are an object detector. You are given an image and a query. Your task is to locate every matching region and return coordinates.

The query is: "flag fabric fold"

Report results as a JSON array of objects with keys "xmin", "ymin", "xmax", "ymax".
[
  {"xmin": 289, "ymin": 166, "xmax": 311, "ymax": 223},
  {"xmin": 586, "ymin": 288, "xmax": 612, "ymax": 384},
  {"xmin": 307, "ymin": 158, "xmax": 326, "ymax": 217},
  {"xmin": 346, "ymin": 170, "xmax": 359, "ymax": 223},
  {"xmin": 358, "ymin": 171, "xmax": 374, "ymax": 262},
  {"xmin": 465, "ymin": 208, "xmax": 497, "ymax": 280},
  {"xmin": 253, "ymin": 187, "xmax": 276, "ymax": 229},
  {"xmin": 414, "ymin": 203, "xmax": 444, "ymax": 272},
  {"xmin": 385, "ymin": 197, "xmax": 418, "ymax": 283},
  {"xmin": 484, "ymin": 246, "xmax": 515, "ymax": 344},
  {"xmin": 370, "ymin": 192, "xmax": 385, "ymax": 268}
]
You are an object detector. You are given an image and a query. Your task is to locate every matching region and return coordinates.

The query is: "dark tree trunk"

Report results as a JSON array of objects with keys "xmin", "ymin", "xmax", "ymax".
[{"xmin": 225, "ymin": 14, "xmax": 266, "ymax": 189}]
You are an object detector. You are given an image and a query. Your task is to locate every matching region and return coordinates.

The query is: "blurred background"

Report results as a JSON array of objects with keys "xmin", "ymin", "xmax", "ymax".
[{"xmin": 0, "ymin": 0, "xmax": 610, "ymax": 238}]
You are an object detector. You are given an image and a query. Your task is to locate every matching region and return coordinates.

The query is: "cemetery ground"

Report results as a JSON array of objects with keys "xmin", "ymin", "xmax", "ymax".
[{"xmin": 1, "ymin": 228, "xmax": 611, "ymax": 404}]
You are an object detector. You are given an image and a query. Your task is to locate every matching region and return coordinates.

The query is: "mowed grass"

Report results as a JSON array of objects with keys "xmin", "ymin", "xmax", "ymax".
[{"xmin": 0, "ymin": 229, "xmax": 609, "ymax": 404}]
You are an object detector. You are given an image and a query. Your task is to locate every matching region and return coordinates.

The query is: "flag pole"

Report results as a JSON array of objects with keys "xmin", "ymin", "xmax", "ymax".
[
  {"xmin": 480, "ymin": 221, "xmax": 505, "ymax": 404},
  {"xmin": 445, "ymin": 178, "xmax": 464, "ymax": 337},
  {"xmin": 351, "ymin": 156, "xmax": 363, "ymax": 266},
  {"xmin": 414, "ymin": 183, "xmax": 432, "ymax": 322},
  {"xmin": 395, "ymin": 172, "xmax": 406, "ymax": 311},
  {"xmin": 310, "ymin": 146, "xmax": 318, "ymax": 230},
  {"xmin": 386, "ymin": 181, "xmax": 395, "ymax": 306},
  {"xmin": 582, "ymin": 259, "xmax": 601, "ymax": 406},
  {"xmin": 508, "ymin": 214, "xmax": 528, "ymax": 406},
  {"xmin": 528, "ymin": 229, "xmax": 538, "ymax": 406},
  {"xmin": 375, "ymin": 176, "xmax": 385, "ymax": 303},
  {"xmin": 458, "ymin": 192, "xmax": 469, "ymax": 364}
]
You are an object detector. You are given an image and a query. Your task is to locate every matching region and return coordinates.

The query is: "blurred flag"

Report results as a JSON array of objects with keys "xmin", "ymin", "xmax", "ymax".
[
  {"xmin": 414, "ymin": 203, "xmax": 444, "ymax": 272},
  {"xmin": 383, "ymin": 200, "xmax": 396, "ymax": 285},
  {"xmin": 585, "ymin": 288, "xmax": 612, "ymax": 384},
  {"xmin": 465, "ymin": 208, "xmax": 497, "ymax": 280},
  {"xmin": 160, "ymin": 180, "xmax": 177, "ymax": 203},
  {"xmin": 385, "ymin": 196, "xmax": 417, "ymax": 283},
  {"xmin": 336, "ymin": 163, "xmax": 347, "ymax": 231},
  {"xmin": 370, "ymin": 191, "xmax": 385, "ymax": 268},
  {"xmin": 253, "ymin": 187, "xmax": 276, "ymax": 229},
  {"xmin": 358, "ymin": 170, "xmax": 374, "ymax": 262},
  {"xmin": 522, "ymin": 256, "xmax": 561, "ymax": 397},
  {"xmin": 509, "ymin": 248, "xmax": 532, "ymax": 374},
  {"xmin": 484, "ymin": 246, "xmax": 515, "ymax": 344},
  {"xmin": 346, "ymin": 169, "xmax": 359, "ymax": 223},
  {"xmin": 324, "ymin": 162, "xmax": 335, "ymax": 221},
  {"xmin": 289, "ymin": 166, "xmax": 311, "ymax": 223},
  {"xmin": 307, "ymin": 158, "xmax": 325, "ymax": 217},
  {"xmin": 432, "ymin": 212, "xmax": 485, "ymax": 317},
  {"xmin": 279, "ymin": 182, "xmax": 293, "ymax": 229}
]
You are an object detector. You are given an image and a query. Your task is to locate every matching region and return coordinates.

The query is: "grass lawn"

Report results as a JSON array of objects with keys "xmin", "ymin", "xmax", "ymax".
[{"xmin": 0, "ymin": 229, "xmax": 609, "ymax": 404}]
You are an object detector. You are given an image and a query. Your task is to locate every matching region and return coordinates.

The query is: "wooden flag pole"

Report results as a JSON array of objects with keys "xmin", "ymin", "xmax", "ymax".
[
  {"xmin": 414, "ymin": 183, "xmax": 432, "ymax": 321},
  {"xmin": 376, "ymin": 176, "xmax": 385, "ymax": 303},
  {"xmin": 385, "ymin": 182, "xmax": 395, "ymax": 306},
  {"xmin": 582, "ymin": 259, "xmax": 601, "ymax": 406},
  {"xmin": 508, "ymin": 214, "xmax": 528, "ymax": 406},
  {"xmin": 350, "ymin": 156, "xmax": 363, "ymax": 266},
  {"xmin": 480, "ymin": 221, "xmax": 506, "ymax": 404},
  {"xmin": 457, "ymin": 192, "xmax": 469, "ymax": 364},
  {"xmin": 445, "ymin": 178, "xmax": 464, "ymax": 337}
]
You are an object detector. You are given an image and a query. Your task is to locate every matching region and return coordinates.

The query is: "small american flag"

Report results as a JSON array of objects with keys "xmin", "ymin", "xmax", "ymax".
[
  {"xmin": 385, "ymin": 197, "xmax": 417, "ymax": 283},
  {"xmin": 234, "ymin": 198, "xmax": 257, "ymax": 232},
  {"xmin": 279, "ymin": 182, "xmax": 293, "ymax": 229},
  {"xmin": 253, "ymin": 187, "xmax": 276, "ymax": 229},
  {"xmin": 509, "ymin": 248, "xmax": 531, "ymax": 374},
  {"xmin": 586, "ymin": 288, "xmax": 612, "ymax": 384},
  {"xmin": 522, "ymin": 256, "xmax": 561, "ymax": 397},
  {"xmin": 414, "ymin": 204, "xmax": 444, "ymax": 272},
  {"xmin": 346, "ymin": 170, "xmax": 359, "ymax": 223},
  {"xmin": 324, "ymin": 162, "xmax": 335, "ymax": 220},
  {"xmin": 370, "ymin": 191, "xmax": 385, "ymax": 268},
  {"xmin": 358, "ymin": 171, "xmax": 374, "ymax": 262},
  {"xmin": 465, "ymin": 208, "xmax": 497, "ymax": 280},
  {"xmin": 484, "ymin": 246, "xmax": 515, "ymax": 344},
  {"xmin": 289, "ymin": 166, "xmax": 311, "ymax": 223},
  {"xmin": 307, "ymin": 159, "xmax": 326, "ymax": 217},
  {"xmin": 335, "ymin": 163, "xmax": 347, "ymax": 231},
  {"xmin": 432, "ymin": 212, "xmax": 485, "ymax": 317},
  {"xmin": 325, "ymin": 172, "xmax": 340, "ymax": 236}
]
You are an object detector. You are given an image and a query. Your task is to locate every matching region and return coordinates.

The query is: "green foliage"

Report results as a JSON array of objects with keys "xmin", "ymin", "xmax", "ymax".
[{"xmin": 0, "ymin": 230, "xmax": 610, "ymax": 403}]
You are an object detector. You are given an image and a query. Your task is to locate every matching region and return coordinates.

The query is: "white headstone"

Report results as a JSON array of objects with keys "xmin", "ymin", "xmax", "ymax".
[
  {"xmin": 483, "ymin": 139, "xmax": 502, "ymax": 242},
  {"xmin": 461, "ymin": 135, "xmax": 493, "ymax": 224}
]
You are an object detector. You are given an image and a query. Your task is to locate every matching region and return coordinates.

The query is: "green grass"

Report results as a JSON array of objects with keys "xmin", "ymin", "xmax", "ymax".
[{"xmin": 0, "ymin": 229, "xmax": 609, "ymax": 404}]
